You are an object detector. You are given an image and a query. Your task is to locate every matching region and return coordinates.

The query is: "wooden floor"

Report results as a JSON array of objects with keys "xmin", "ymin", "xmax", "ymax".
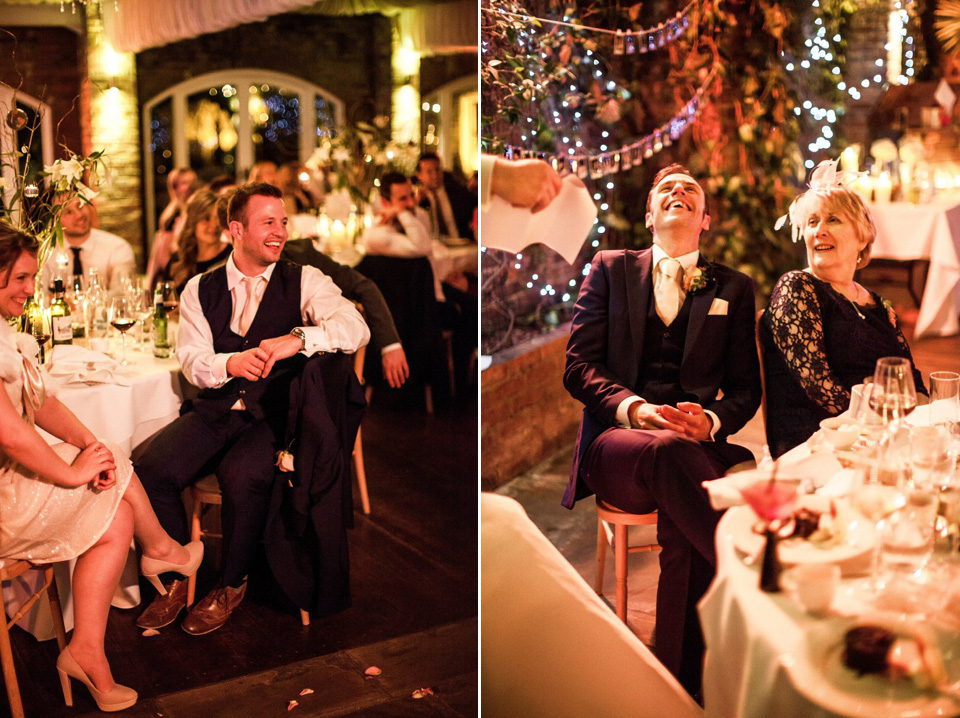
[
  {"xmin": 496, "ymin": 292, "xmax": 960, "ymax": 648},
  {"xmin": 3, "ymin": 387, "xmax": 478, "ymax": 718}
]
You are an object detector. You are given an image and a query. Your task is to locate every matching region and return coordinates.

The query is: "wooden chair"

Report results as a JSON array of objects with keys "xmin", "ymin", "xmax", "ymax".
[
  {"xmin": 186, "ymin": 476, "xmax": 310, "ymax": 626},
  {"xmin": 594, "ymin": 499, "xmax": 661, "ymax": 623},
  {"xmin": 0, "ymin": 559, "xmax": 68, "ymax": 718},
  {"xmin": 351, "ymin": 345, "xmax": 371, "ymax": 515}
]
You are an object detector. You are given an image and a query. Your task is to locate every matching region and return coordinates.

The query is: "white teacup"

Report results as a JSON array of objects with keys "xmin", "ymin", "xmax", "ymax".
[{"xmin": 783, "ymin": 563, "xmax": 840, "ymax": 615}]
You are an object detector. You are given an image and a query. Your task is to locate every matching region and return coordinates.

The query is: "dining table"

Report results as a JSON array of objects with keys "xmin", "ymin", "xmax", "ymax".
[
  {"xmin": 698, "ymin": 405, "xmax": 960, "ymax": 718},
  {"xmin": 868, "ymin": 202, "xmax": 960, "ymax": 338},
  {"xmin": 2, "ymin": 338, "xmax": 186, "ymax": 641}
]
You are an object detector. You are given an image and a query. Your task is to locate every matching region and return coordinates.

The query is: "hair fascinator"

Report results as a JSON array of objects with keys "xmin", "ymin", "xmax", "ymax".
[{"xmin": 774, "ymin": 159, "xmax": 867, "ymax": 242}]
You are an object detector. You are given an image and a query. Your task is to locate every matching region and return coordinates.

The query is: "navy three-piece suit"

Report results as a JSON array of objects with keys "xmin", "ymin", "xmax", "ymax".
[{"xmin": 563, "ymin": 247, "xmax": 762, "ymax": 696}]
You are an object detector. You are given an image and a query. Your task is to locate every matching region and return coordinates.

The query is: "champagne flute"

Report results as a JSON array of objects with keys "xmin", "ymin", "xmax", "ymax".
[{"xmin": 108, "ymin": 295, "xmax": 135, "ymax": 365}]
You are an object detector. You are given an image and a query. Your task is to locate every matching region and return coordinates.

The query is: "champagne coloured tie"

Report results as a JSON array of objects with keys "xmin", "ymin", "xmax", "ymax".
[{"xmin": 655, "ymin": 258, "xmax": 684, "ymax": 325}]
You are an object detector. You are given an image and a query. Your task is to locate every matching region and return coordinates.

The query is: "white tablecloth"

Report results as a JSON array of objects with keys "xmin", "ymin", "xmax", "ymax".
[
  {"xmin": 868, "ymin": 202, "xmax": 960, "ymax": 338},
  {"xmin": 699, "ymin": 406, "xmax": 958, "ymax": 718},
  {"xmin": 3, "ymin": 343, "xmax": 184, "ymax": 640}
]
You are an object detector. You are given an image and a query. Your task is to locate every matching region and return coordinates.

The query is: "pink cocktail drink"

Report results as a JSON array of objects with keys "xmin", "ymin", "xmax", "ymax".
[{"xmin": 740, "ymin": 480, "xmax": 800, "ymax": 523}]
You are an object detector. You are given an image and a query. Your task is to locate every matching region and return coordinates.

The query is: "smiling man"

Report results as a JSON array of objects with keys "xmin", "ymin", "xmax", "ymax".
[
  {"xmin": 562, "ymin": 163, "xmax": 762, "ymax": 700},
  {"xmin": 134, "ymin": 182, "xmax": 369, "ymax": 635}
]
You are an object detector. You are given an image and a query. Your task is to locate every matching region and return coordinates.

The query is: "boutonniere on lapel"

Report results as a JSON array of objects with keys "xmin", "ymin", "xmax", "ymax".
[{"xmin": 682, "ymin": 264, "xmax": 714, "ymax": 295}]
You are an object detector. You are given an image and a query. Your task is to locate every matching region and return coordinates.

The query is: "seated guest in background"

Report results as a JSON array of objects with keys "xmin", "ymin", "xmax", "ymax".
[
  {"xmin": 563, "ymin": 163, "xmax": 761, "ymax": 699},
  {"xmin": 42, "ymin": 198, "xmax": 136, "ymax": 293},
  {"xmin": 760, "ymin": 160, "xmax": 927, "ymax": 458},
  {"xmin": 207, "ymin": 174, "xmax": 238, "ymax": 196},
  {"xmin": 247, "ymin": 161, "xmax": 279, "ymax": 188},
  {"xmin": 415, "ymin": 152, "xmax": 476, "ymax": 242},
  {"xmin": 277, "ymin": 161, "xmax": 320, "ymax": 217},
  {"xmin": 282, "ymin": 234, "xmax": 409, "ymax": 389},
  {"xmin": 362, "ymin": 171, "xmax": 442, "ymax": 301},
  {"xmin": 135, "ymin": 183, "xmax": 368, "ymax": 635},
  {"xmin": 166, "ymin": 189, "xmax": 233, "ymax": 296},
  {"xmin": 0, "ymin": 224, "xmax": 202, "ymax": 712},
  {"xmin": 148, "ymin": 167, "xmax": 200, "ymax": 289}
]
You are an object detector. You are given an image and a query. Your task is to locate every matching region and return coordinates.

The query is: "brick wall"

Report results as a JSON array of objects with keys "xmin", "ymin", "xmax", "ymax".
[
  {"xmin": 135, "ymin": 14, "xmax": 393, "ymax": 125},
  {"xmin": 481, "ymin": 327, "xmax": 582, "ymax": 490},
  {"xmin": 0, "ymin": 27, "xmax": 83, "ymax": 161}
]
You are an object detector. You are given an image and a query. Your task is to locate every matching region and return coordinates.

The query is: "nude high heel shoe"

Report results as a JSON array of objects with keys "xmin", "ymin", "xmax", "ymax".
[
  {"xmin": 140, "ymin": 540, "xmax": 204, "ymax": 595},
  {"xmin": 57, "ymin": 647, "xmax": 137, "ymax": 712}
]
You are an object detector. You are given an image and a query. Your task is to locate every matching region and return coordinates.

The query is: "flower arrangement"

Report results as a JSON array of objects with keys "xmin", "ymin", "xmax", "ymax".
[
  {"xmin": 682, "ymin": 264, "xmax": 714, "ymax": 295},
  {"xmin": 305, "ymin": 115, "xmax": 419, "ymax": 208},
  {"xmin": 0, "ymin": 108, "xmax": 106, "ymax": 273}
]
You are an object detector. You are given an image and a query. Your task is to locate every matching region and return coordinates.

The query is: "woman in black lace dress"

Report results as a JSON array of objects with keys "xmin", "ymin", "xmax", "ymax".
[{"xmin": 759, "ymin": 163, "xmax": 926, "ymax": 457}]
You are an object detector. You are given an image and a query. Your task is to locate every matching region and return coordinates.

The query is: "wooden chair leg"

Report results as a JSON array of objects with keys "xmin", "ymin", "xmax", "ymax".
[
  {"xmin": 614, "ymin": 524, "xmax": 629, "ymax": 623},
  {"xmin": 595, "ymin": 519, "xmax": 607, "ymax": 595},
  {"xmin": 353, "ymin": 427, "xmax": 371, "ymax": 515},
  {"xmin": 43, "ymin": 566, "xmax": 68, "ymax": 652},
  {"xmin": 187, "ymin": 499, "xmax": 204, "ymax": 607},
  {"xmin": 424, "ymin": 384, "xmax": 434, "ymax": 415},
  {"xmin": 300, "ymin": 610, "xmax": 310, "ymax": 626},
  {"xmin": 0, "ymin": 613, "xmax": 24, "ymax": 718}
]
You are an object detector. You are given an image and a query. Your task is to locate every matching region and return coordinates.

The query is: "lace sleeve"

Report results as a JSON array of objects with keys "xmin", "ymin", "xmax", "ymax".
[
  {"xmin": 885, "ymin": 302, "xmax": 929, "ymax": 397},
  {"xmin": 767, "ymin": 271, "xmax": 848, "ymax": 414}
]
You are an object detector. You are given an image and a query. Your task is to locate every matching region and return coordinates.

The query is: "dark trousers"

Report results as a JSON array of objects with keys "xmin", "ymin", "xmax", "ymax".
[
  {"xmin": 136, "ymin": 409, "xmax": 279, "ymax": 588},
  {"xmin": 580, "ymin": 428, "xmax": 752, "ymax": 698}
]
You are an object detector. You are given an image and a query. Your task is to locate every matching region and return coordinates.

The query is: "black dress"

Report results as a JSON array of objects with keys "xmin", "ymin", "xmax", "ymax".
[{"xmin": 759, "ymin": 270, "xmax": 926, "ymax": 458}]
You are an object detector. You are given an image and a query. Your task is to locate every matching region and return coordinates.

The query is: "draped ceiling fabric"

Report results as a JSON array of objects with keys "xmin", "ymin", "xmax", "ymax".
[{"xmin": 102, "ymin": 0, "xmax": 477, "ymax": 55}]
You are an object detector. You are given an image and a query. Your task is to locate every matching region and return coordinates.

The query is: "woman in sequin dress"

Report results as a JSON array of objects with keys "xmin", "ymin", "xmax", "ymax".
[
  {"xmin": 759, "ymin": 162, "xmax": 926, "ymax": 458},
  {"xmin": 0, "ymin": 224, "xmax": 202, "ymax": 712}
]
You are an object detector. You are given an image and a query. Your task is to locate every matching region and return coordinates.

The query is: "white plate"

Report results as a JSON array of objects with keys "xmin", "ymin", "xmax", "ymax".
[
  {"xmin": 781, "ymin": 613, "xmax": 960, "ymax": 718},
  {"xmin": 728, "ymin": 498, "xmax": 876, "ymax": 565}
]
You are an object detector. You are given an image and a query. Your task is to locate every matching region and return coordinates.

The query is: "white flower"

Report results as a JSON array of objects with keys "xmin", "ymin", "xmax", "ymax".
[
  {"xmin": 77, "ymin": 183, "xmax": 98, "ymax": 201},
  {"xmin": 46, "ymin": 157, "xmax": 84, "ymax": 189},
  {"xmin": 332, "ymin": 147, "xmax": 351, "ymax": 163}
]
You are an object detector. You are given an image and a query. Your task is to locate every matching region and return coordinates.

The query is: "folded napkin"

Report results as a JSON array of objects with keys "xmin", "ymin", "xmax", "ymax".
[
  {"xmin": 705, "ymin": 450, "xmax": 845, "ymax": 510},
  {"xmin": 48, "ymin": 345, "xmax": 130, "ymax": 386}
]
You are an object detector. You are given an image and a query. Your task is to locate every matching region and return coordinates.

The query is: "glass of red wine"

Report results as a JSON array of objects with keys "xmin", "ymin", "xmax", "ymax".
[
  {"xmin": 109, "ymin": 295, "xmax": 135, "ymax": 365},
  {"xmin": 158, "ymin": 281, "xmax": 179, "ymax": 316}
]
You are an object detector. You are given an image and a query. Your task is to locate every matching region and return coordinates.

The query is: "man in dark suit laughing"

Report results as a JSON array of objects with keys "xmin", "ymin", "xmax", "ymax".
[{"xmin": 562, "ymin": 163, "xmax": 762, "ymax": 699}]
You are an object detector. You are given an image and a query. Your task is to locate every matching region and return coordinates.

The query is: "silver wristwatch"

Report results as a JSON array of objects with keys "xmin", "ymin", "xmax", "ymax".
[{"xmin": 290, "ymin": 327, "xmax": 306, "ymax": 351}]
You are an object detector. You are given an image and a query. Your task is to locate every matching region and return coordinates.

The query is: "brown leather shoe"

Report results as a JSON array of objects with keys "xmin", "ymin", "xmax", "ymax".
[
  {"xmin": 181, "ymin": 582, "xmax": 247, "ymax": 636},
  {"xmin": 136, "ymin": 579, "xmax": 187, "ymax": 630}
]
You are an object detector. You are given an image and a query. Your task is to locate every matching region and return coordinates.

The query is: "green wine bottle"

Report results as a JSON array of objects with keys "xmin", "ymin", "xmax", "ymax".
[
  {"xmin": 50, "ymin": 279, "xmax": 73, "ymax": 346},
  {"xmin": 152, "ymin": 287, "xmax": 170, "ymax": 358}
]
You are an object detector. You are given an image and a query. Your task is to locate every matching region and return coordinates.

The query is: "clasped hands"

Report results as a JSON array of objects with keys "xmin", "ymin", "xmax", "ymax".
[
  {"xmin": 226, "ymin": 334, "xmax": 303, "ymax": 381},
  {"xmin": 628, "ymin": 401, "xmax": 713, "ymax": 441},
  {"xmin": 71, "ymin": 440, "xmax": 117, "ymax": 490}
]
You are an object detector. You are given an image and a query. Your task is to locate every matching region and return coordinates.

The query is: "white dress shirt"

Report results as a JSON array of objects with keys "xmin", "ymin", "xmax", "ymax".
[
  {"xmin": 615, "ymin": 245, "xmax": 720, "ymax": 438},
  {"xmin": 361, "ymin": 207, "xmax": 445, "ymax": 302},
  {"xmin": 42, "ymin": 228, "xmax": 137, "ymax": 293},
  {"xmin": 176, "ymin": 253, "xmax": 370, "ymax": 389}
]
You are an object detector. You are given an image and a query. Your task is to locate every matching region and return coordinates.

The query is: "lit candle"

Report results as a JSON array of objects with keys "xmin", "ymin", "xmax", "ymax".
[
  {"xmin": 840, "ymin": 146, "xmax": 859, "ymax": 173},
  {"xmin": 874, "ymin": 172, "xmax": 892, "ymax": 203}
]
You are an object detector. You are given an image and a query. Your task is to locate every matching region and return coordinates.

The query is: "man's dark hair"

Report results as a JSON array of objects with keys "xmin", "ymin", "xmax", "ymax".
[
  {"xmin": 645, "ymin": 163, "xmax": 708, "ymax": 217},
  {"xmin": 228, "ymin": 182, "xmax": 282, "ymax": 225},
  {"xmin": 416, "ymin": 152, "xmax": 441, "ymax": 173},
  {"xmin": 380, "ymin": 172, "xmax": 410, "ymax": 201},
  {"xmin": 207, "ymin": 174, "xmax": 237, "ymax": 194}
]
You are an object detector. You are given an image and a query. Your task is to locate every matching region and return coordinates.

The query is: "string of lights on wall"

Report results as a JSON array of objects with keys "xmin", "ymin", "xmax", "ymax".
[
  {"xmin": 482, "ymin": 1, "xmax": 697, "ymax": 55},
  {"xmin": 787, "ymin": 0, "xmax": 916, "ymax": 169},
  {"xmin": 502, "ymin": 65, "xmax": 716, "ymax": 180}
]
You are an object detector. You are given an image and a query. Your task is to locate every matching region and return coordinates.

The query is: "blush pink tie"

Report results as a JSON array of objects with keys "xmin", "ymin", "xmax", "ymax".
[{"xmin": 237, "ymin": 276, "xmax": 265, "ymax": 336}]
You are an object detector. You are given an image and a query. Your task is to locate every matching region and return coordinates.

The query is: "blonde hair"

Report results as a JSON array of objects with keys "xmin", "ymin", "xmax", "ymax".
[{"xmin": 794, "ymin": 186, "xmax": 876, "ymax": 268}]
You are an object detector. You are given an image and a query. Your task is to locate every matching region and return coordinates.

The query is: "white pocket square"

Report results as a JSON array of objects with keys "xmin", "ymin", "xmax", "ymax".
[{"xmin": 707, "ymin": 298, "xmax": 728, "ymax": 316}]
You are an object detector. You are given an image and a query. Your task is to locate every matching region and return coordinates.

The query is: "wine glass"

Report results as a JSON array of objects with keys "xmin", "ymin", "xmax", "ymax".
[
  {"xmin": 158, "ymin": 281, "xmax": 179, "ymax": 316},
  {"xmin": 108, "ymin": 295, "xmax": 135, "ymax": 365},
  {"xmin": 870, "ymin": 357, "xmax": 918, "ymax": 428},
  {"xmin": 851, "ymin": 459, "xmax": 907, "ymax": 594},
  {"xmin": 739, "ymin": 476, "xmax": 801, "ymax": 592},
  {"xmin": 127, "ymin": 284, "xmax": 153, "ymax": 350},
  {"xmin": 27, "ymin": 310, "xmax": 50, "ymax": 365}
]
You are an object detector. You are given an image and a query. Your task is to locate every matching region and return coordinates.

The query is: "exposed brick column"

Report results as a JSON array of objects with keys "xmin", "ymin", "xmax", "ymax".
[{"xmin": 84, "ymin": 9, "xmax": 143, "ymax": 267}]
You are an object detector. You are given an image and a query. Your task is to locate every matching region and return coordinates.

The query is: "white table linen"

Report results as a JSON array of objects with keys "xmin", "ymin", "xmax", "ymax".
[
  {"xmin": 868, "ymin": 202, "xmax": 960, "ymax": 338},
  {"xmin": 699, "ymin": 405, "xmax": 949, "ymax": 718},
  {"xmin": 3, "ymin": 345, "xmax": 184, "ymax": 640}
]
